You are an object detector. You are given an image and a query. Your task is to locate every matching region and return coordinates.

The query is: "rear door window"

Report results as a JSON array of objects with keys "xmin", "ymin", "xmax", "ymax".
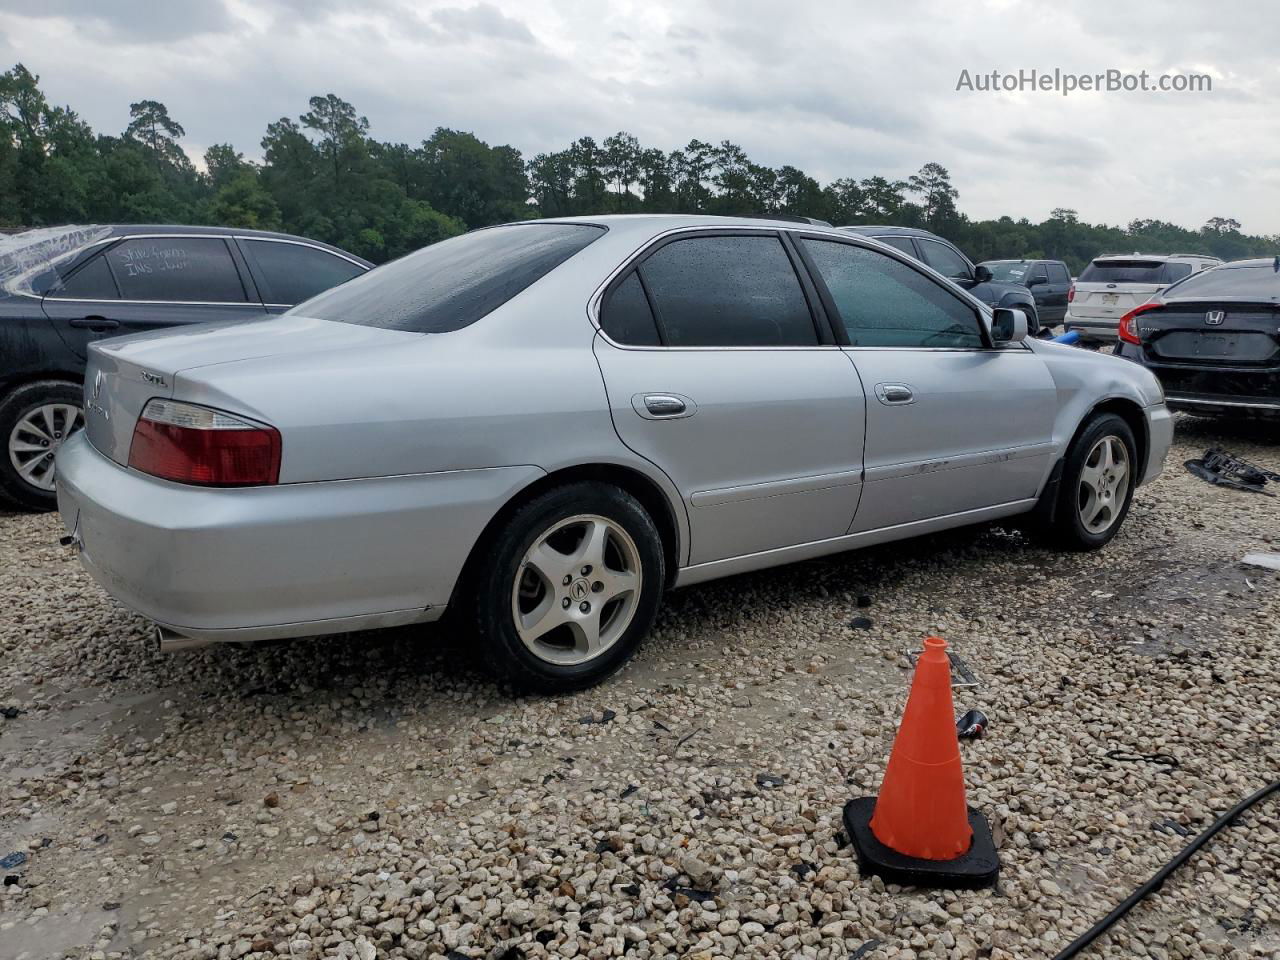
[
  {"xmin": 300, "ymin": 223, "xmax": 604, "ymax": 333},
  {"xmin": 1048, "ymin": 262, "xmax": 1071, "ymax": 283},
  {"xmin": 600, "ymin": 271, "xmax": 662, "ymax": 345},
  {"xmin": 106, "ymin": 237, "xmax": 248, "ymax": 302},
  {"xmin": 801, "ymin": 238, "xmax": 984, "ymax": 349},
  {"xmin": 636, "ymin": 234, "xmax": 818, "ymax": 347},
  {"xmin": 1163, "ymin": 262, "xmax": 1192, "ymax": 283},
  {"xmin": 50, "ymin": 253, "xmax": 120, "ymax": 299},
  {"xmin": 876, "ymin": 236, "xmax": 918, "ymax": 257},
  {"xmin": 241, "ymin": 239, "xmax": 365, "ymax": 305},
  {"xmin": 917, "ymin": 239, "xmax": 972, "ymax": 281}
]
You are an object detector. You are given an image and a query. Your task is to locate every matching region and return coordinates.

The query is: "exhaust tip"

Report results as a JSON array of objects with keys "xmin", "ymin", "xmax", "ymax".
[{"xmin": 153, "ymin": 624, "xmax": 213, "ymax": 653}]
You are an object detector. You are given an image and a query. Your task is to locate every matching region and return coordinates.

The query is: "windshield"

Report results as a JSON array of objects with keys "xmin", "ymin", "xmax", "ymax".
[
  {"xmin": 982, "ymin": 262, "xmax": 1032, "ymax": 283},
  {"xmin": 1079, "ymin": 259, "xmax": 1187, "ymax": 285},
  {"xmin": 294, "ymin": 223, "xmax": 605, "ymax": 333},
  {"xmin": 0, "ymin": 225, "xmax": 112, "ymax": 297},
  {"xmin": 1162, "ymin": 263, "xmax": 1280, "ymax": 302}
]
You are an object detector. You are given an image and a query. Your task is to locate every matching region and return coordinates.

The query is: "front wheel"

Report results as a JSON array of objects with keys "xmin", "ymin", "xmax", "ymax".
[
  {"xmin": 469, "ymin": 482, "xmax": 665, "ymax": 692},
  {"xmin": 1048, "ymin": 413, "xmax": 1137, "ymax": 550}
]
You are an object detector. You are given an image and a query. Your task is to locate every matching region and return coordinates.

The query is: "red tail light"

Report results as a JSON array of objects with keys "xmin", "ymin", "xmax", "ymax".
[
  {"xmin": 1067, "ymin": 283, "xmax": 1075, "ymax": 303},
  {"xmin": 128, "ymin": 399, "xmax": 281, "ymax": 486},
  {"xmin": 1117, "ymin": 302, "xmax": 1162, "ymax": 346}
]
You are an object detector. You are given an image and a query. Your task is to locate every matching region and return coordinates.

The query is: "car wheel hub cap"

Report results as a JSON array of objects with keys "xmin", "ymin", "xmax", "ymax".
[
  {"xmin": 8, "ymin": 403, "xmax": 83, "ymax": 493},
  {"xmin": 511, "ymin": 514, "xmax": 643, "ymax": 666},
  {"xmin": 1077, "ymin": 435, "xmax": 1129, "ymax": 535}
]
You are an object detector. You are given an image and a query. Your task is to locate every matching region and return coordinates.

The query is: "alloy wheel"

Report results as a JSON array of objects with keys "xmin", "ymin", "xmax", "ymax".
[
  {"xmin": 8, "ymin": 403, "xmax": 83, "ymax": 493},
  {"xmin": 510, "ymin": 513, "xmax": 643, "ymax": 666},
  {"xmin": 1077, "ymin": 435, "xmax": 1129, "ymax": 534}
]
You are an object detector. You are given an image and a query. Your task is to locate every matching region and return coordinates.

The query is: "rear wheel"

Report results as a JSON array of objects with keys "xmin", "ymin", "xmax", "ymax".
[
  {"xmin": 469, "ymin": 482, "xmax": 665, "ymax": 692},
  {"xmin": 1048, "ymin": 413, "xmax": 1137, "ymax": 550},
  {"xmin": 0, "ymin": 381, "xmax": 84, "ymax": 512}
]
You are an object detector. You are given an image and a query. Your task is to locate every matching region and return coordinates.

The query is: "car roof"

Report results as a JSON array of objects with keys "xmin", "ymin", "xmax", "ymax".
[
  {"xmin": 530, "ymin": 213, "xmax": 852, "ymax": 237},
  {"xmin": 1091, "ymin": 252, "xmax": 1221, "ymax": 263},
  {"xmin": 836, "ymin": 225, "xmax": 939, "ymax": 239}
]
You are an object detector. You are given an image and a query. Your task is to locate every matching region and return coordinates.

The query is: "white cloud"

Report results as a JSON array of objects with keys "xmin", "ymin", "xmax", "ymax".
[{"xmin": 1, "ymin": 0, "xmax": 1277, "ymax": 232}]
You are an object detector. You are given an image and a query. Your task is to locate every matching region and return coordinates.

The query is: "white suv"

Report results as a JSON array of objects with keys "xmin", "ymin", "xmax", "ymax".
[{"xmin": 1065, "ymin": 253, "xmax": 1222, "ymax": 343}]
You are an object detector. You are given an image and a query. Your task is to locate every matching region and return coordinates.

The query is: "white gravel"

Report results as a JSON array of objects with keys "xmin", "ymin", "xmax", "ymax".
[{"xmin": 1, "ymin": 415, "xmax": 1278, "ymax": 960}]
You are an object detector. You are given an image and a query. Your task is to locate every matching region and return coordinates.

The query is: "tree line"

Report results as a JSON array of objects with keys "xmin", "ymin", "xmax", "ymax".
[{"xmin": 2, "ymin": 63, "xmax": 1275, "ymax": 272}]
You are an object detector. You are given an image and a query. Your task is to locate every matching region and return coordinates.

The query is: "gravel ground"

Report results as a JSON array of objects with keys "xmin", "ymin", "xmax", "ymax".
[{"xmin": 2, "ymin": 415, "xmax": 1278, "ymax": 960}]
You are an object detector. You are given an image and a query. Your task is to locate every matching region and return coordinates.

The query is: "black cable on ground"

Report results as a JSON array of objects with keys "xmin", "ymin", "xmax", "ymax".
[{"xmin": 1051, "ymin": 778, "xmax": 1280, "ymax": 960}]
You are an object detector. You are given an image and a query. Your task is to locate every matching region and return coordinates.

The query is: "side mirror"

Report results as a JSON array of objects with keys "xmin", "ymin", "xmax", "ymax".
[
  {"xmin": 974, "ymin": 265, "xmax": 993, "ymax": 283},
  {"xmin": 991, "ymin": 307, "xmax": 1028, "ymax": 344}
]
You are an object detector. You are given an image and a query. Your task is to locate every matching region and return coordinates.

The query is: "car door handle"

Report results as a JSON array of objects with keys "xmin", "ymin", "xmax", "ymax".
[
  {"xmin": 874, "ymin": 382, "xmax": 915, "ymax": 405},
  {"xmin": 643, "ymin": 394, "xmax": 687, "ymax": 416},
  {"xmin": 69, "ymin": 316, "xmax": 120, "ymax": 331}
]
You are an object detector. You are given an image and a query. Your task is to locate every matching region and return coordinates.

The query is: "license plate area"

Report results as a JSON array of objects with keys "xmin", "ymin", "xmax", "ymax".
[{"xmin": 1101, "ymin": 294, "xmax": 1119, "ymax": 305}]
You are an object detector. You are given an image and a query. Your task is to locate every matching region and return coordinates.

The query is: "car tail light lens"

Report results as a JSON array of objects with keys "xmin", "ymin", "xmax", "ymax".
[
  {"xmin": 1118, "ymin": 302, "xmax": 1162, "ymax": 346},
  {"xmin": 128, "ymin": 399, "xmax": 281, "ymax": 486},
  {"xmin": 1067, "ymin": 283, "xmax": 1075, "ymax": 303}
]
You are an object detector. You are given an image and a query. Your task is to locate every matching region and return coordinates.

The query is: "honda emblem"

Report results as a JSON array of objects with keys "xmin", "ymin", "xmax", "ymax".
[{"xmin": 1205, "ymin": 310, "xmax": 1225, "ymax": 326}]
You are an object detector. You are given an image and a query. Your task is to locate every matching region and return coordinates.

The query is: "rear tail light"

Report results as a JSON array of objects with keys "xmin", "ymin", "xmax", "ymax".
[
  {"xmin": 1067, "ymin": 283, "xmax": 1075, "ymax": 303},
  {"xmin": 1117, "ymin": 302, "xmax": 1162, "ymax": 346},
  {"xmin": 128, "ymin": 399, "xmax": 281, "ymax": 486}
]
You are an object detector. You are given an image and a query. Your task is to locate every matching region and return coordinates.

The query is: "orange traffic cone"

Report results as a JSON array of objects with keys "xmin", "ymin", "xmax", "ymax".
[{"xmin": 843, "ymin": 636, "xmax": 999, "ymax": 888}]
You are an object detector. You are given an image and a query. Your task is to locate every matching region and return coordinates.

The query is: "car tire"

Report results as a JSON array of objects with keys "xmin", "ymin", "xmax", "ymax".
[
  {"xmin": 1047, "ymin": 413, "xmax": 1138, "ymax": 551},
  {"xmin": 0, "ymin": 380, "xmax": 84, "ymax": 512},
  {"xmin": 469, "ymin": 482, "xmax": 665, "ymax": 693}
]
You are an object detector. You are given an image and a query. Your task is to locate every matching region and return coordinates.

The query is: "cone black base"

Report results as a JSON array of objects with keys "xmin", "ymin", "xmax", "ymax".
[{"xmin": 843, "ymin": 797, "xmax": 999, "ymax": 889}]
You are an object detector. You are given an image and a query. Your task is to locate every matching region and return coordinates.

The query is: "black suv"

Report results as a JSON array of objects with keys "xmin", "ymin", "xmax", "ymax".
[
  {"xmin": 0, "ymin": 225, "xmax": 371, "ymax": 509},
  {"xmin": 838, "ymin": 226, "xmax": 1041, "ymax": 329},
  {"xmin": 978, "ymin": 259, "xmax": 1072, "ymax": 325}
]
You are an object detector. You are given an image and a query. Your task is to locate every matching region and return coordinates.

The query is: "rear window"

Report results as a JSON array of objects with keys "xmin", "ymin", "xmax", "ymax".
[
  {"xmin": 1162, "ymin": 264, "xmax": 1280, "ymax": 302},
  {"xmin": 1079, "ymin": 259, "xmax": 1186, "ymax": 284},
  {"xmin": 295, "ymin": 223, "xmax": 605, "ymax": 333}
]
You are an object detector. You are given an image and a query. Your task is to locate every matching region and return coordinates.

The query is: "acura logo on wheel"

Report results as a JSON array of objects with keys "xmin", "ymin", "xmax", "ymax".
[
  {"xmin": 570, "ymin": 579, "xmax": 590, "ymax": 601},
  {"xmin": 1205, "ymin": 310, "xmax": 1225, "ymax": 325}
]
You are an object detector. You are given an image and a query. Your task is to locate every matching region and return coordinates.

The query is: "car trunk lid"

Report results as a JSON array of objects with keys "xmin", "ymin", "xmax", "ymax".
[{"xmin": 82, "ymin": 314, "xmax": 422, "ymax": 467}]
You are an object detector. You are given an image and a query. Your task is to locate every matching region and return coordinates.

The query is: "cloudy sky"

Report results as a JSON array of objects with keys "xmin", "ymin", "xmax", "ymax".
[{"xmin": 2, "ymin": 0, "xmax": 1278, "ymax": 233}]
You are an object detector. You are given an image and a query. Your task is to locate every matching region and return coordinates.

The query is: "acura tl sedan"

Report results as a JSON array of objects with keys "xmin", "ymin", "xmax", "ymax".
[{"xmin": 56, "ymin": 216, "xmax": 1173, "ymax": 691}]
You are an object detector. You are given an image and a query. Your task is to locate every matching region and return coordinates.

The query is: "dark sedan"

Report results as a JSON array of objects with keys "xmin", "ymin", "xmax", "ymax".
[
  {"xmin": 1115, "ymin": 257, "xmax": 1280, "ymax": 417},
  {"xmin": 0, "ymin": 225, "xmax": 370, "ymax": 509}
]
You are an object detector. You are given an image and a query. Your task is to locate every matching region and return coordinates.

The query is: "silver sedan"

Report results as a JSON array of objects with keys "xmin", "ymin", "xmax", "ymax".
[{"xmin": 56, "ymin": 216, "xmax": 1173, "ymax": 691}]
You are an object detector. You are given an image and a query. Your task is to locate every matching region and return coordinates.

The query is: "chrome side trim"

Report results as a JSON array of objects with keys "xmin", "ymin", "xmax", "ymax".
[
  {"xmin": 586, "ymin": 224, "xmax": 996, "ymax": 353},
  {"xmin": 673, "ymin": 498, "xmax": 1037, "ymax": 587},
  {"xmin": 863, "ymin": 442, "xmax": 1055, "ymax": 484},
  {"xmin": 690, "ymin": 468, "xmax": 863, "ymax": 508}
]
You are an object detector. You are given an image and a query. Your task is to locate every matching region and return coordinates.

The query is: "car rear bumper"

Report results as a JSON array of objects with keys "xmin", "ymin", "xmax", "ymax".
[
  {"xmin": 55, "ymin": 432, "xmax": 542, "ymax": 643},
  {"xmin": 1064, "ymin": 315, "xmax": 1119, "ymax": 341},
  {"xmin": 1113, "ymin": 345, "xmax": 1280, "ymax": 417}
]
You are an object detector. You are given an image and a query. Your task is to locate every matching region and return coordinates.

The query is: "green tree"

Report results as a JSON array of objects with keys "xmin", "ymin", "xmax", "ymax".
[{"xmin": 906, "ymin": 162, "xmax": 959, "ymax": 229}]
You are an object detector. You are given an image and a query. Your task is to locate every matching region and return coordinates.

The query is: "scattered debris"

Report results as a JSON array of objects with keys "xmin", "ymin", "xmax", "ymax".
[
  {"xmin": 755, "ymin": 772, "xmax": 786, "ymax": 788},
  {"xmin": 0, "ymin": 852, "xmax": 27, "ymax": 869},
  {"xmin": 1104, "ymin": 749, "xmax": 1180, "ymax": 772},
  {"xmin": 850, "ymin": 616, "xmax": 874, "ymax": 629},
  {"xmin": 578, "ymin": 708, "xmax": 617, "ymax": 724},
  {"xmin": 849, "ymin": 941, "xmax": 884, "ymax": 960},
  {"xmin": 1242, "ymin": 552, "xmax": 1280, "ymax": 571},
  {"xmin": 956, "ymin": 708, "xmax": 989, "ymax": 739},
  {"xmin": 905, "ymin": 648, "xmax": 979, "ymax": 687},
  {"xmin": 856, "ymin": 595, "xmax": 872, "ymax": 608},
  {"xmin": 1185, "ymin": 448, "xmax": 1280, "ymax": 495},
  {"xmin": 619, "ymin": 784, "xmax": 638, "ymax": 799},
  {"xmin": 0, "ymin": 705, "xmax": 22, "ymax": 719}
]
